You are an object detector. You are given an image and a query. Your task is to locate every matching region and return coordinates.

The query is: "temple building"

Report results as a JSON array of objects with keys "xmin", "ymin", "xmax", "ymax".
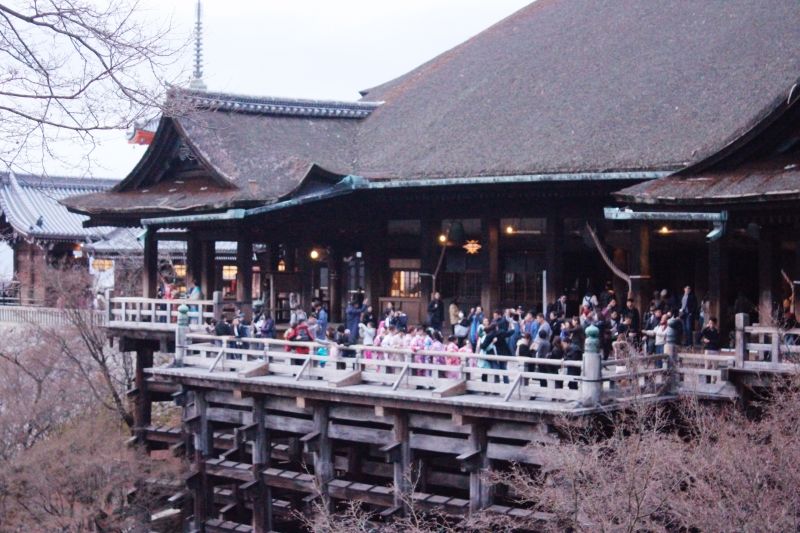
[{"xmin": 63, "ymin": 0, "xmax": 800, "ymax": 330}]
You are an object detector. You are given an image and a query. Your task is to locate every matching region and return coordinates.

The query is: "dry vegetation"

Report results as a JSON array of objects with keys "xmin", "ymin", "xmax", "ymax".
[
  {"xmin": 303, "ymin": 382, "xmax": 800, "ymax": 533},
  {"xmin": 0, "ymin": 267, "xmax": 181, "ymax": 531}
]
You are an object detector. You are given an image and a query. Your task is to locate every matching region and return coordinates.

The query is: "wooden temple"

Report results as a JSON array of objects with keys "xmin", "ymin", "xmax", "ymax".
[{"xmin": 60, "ymin": 0, "xmax": 800, "ymax": 530}]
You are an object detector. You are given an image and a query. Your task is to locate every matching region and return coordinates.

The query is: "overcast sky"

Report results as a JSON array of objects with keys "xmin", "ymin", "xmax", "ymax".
[{"xmin": 80, "ymin": 0, "xmax": 533, "ymax": 179}]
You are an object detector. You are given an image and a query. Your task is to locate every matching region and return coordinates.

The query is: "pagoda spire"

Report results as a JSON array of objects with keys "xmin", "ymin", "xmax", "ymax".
[{"xmin": 189, "ymin": 0, "xmax": 207, "ymax": 90}]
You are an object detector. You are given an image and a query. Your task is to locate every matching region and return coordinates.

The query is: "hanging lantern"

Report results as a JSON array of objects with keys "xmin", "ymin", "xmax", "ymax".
[{"xmin": 463, "ymin": 240, "xmax": 482, "ymax": 254}]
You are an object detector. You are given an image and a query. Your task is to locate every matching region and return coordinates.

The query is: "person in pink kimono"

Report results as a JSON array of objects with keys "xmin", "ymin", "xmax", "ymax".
[{"xmin": 445, "ymin": 335, "xmax": 461, "ymax": 378}]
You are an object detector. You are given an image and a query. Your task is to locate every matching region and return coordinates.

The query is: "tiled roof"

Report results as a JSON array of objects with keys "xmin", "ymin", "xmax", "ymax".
[
  {"xmin": 0, "ymin": 173, "xmax": 119, "ymax": 241},
  {"xmin": 64, "ymin": 0, "xmax": 800, "ymax": 219}
]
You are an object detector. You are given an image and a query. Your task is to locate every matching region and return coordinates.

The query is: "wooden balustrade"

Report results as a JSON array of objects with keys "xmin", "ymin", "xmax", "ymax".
[
  {"xmin": 109, "ymin": 295, "xmax": 220, "ymax": 328},
  {"xmin": 734, "ymin": 313, "xmax": 800, "ymax": 371},
  {"xmin": 179, "ymin": 333, "xmax": 678, "ymax": 404}
]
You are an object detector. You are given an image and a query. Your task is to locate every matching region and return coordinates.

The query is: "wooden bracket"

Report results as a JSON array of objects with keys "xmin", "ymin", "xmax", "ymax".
[
  {"xmin": 451, "ymin": 413, "xmax": 478, "ymax": 426},
  {"xmin": 183, "ymin": 414, "xmax": 201, "ymax": 432},
  {"xmin": 379, "ymin": 441, "xmax": 402, "ymax": 463},
  {"xmin": 300, "ymin": 430, "xmax": 322, "ymax": 453},
  {"xmin": 329, "ymin": 370, "xmax": 362, "ymax": 388},
  {"xmin": 239, "ymin": 362, "xmax": 270, "ymax": 379},
  {"xmin": 171, "ymin": 390, "xmax": 187, "ymax": 407},
  {"xmin": 433, "ymin": 380, "xmax": 467, "ymax": 398},
  {"xmin": 456, "ymin": 449, "xmax": 483, "ymax": 472}
]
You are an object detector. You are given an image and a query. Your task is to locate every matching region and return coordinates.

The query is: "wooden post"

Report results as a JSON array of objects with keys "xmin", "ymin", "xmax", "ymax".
[
  {"xmin": 142, "ymin": 229, "xmax": 158, "ymax": 298},
  {"xmin": 193, "ymin": 391, "xmax": 215, "ymax": 529},
  {"xmin": 175, "ymin": 304, "xmax": 189, "ymax": 367},
  {"xmin": 758, "ymin": 233, "xmax": 776, "ymax": 324},
  {"xmin": 664, "ymin": 318, "xmax": 681, "ymax": 393},
  {"xmin": 630, "ymin": 222, "xmax": 650, "ymax": 315},
  {"xmin": 468, "ymin": 423, "xmax": 491, "ymax": 513},
  {"xmin": 134, "ymin": 343, "xmax": 154, "ymax": 440},
  {"xmin": 580, "ymin": 325, "xmax": 602, "ymax": 406},
  {"xmin": 328, "ymin": 248, "xmax": 342, "ymax": 323},
  {"xmin": 252, "ymin": 397, "xmax": 273, "ymax": 533},
  {"xmin": 312, "ymin": 404, "xmax": 334, "ymax": 508},
  {"xmin": 481, "ymin": 218, "xmax": 500, "ymax": 314},
  {"xmin": 200, "ymin": 240, "xmax": 215, "ymax": 299},
  {"xmin": 420, "ymin": 217, "xmax": 437, "ymax": 305},
  {"xmin": 186, "ymin": 235, "xmax": 201, "ymax": 291},
  {"xmin": 735, "ymin": 313, "xmax": 750, "ymax": 368},
  {"xmin": 212, "ymin": 290, "xmax": 223, "ymax": 322},
  {"xmin": 545, "ymin": 214, "xmax": 564, "ymax": 308},
  {"xmin": 237, "ymin": 238, "xmax": 253, "ymax": 322},
  {"xmin": 708, "ymin": 237, "xmax": 728, "ymax": 333},
  {"xmin": 392, "ymin": 412, "xmax": 411, "ymax": 511}
]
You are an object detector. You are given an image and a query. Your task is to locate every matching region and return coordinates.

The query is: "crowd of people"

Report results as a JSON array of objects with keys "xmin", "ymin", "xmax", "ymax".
[{"xmin": 201, "ymin": 280, "xmax": 798, "ymax": 373}]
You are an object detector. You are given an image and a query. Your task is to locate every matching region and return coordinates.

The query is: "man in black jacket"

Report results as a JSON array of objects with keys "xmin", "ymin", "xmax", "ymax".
[{"xmin": 427, "ymin": 291, "xmax": 445, "ymax": 331}]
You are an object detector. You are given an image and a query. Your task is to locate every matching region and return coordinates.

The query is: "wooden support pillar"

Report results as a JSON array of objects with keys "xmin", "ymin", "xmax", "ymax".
[
  {"xmin": 611, "ymin": 247, "xmax": 627, "ymax": 305},
  {"xmin": 236, "ymin": 238, "xmax": 253, "ymax": 321},
  {"xmin": 193, "ymin": 391, "xmax": 215, "ymax": 529},
  {"xmin": 328, "ymin": 249, "xmax": 343, "ymax": 323},
  {"xmin": 545, "ymin": 214, "xmax": 564, "ymax": 308},
  {"xmin": 133, "ymin": 344, "xmax": 154, "ymax": 440},
  {"xmin": 392, "ymin": 412, "xmax": 411, "ymax": 510},
  {"xmin": 468, "ymin": 423, "xmax": 491, "ymax": 513},
  {"xmin": 481, "ymin": 218, "xmax": 500, "ymax": 313},
  {"xmin": 630, "ymin": 222, "xmax": 651, "ymax": 315},
  {"xmin": 364, "ymin": 226, "xmax": 387, "ymax": 309},
  {"xmin": 709, "ymin": 237, "xmax": 729, "ymax": 331},
  {"xmin": 186, "ymin": 235, "xmax": 201, "ymax": 289},
  {"xmin": 758, "ymin": 232, "xmax": 776, "ymax": 323},
  {"xmin": 312, "ymin": 405, "xmax": 334, "ymax": 508},
  {"xmin": 200, "ymin": 240, "xmax": 215, "ymax": 299},
  {"xmin": 142, "ymin": 229, "xmax": 158, "ymax": 298},
  {"xmin": 251, "ymin": 397, "xmax": 273, "ymax": 533},
  {"xmin": 420, "ymin": 217, "xmax": 437, "ymax": 304}
]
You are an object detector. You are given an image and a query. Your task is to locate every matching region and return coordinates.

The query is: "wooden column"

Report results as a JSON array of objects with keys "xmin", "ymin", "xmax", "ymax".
[
  {"xmin": 758, "ymin": 232, "xmax": 776, "ymax": 323},
  {"xmin": 545, "ymin": 214, "xmax": 564, "ymax": 308},
  {"xmin": 199, "ymin": 240, "xmax": 215, "ymax": 299},
  {"xmin": 420, "ymin": 217, "xmax": 437, "ymax": 304},
  {"xmin": 468, "ymin": 423, "xmax": 491, "ymax": 513},
  {"xmin": 133, "ymin": 344, "xmax": 154, "ymax": 439},
  {"xmin": 480, "ymin": 218, "xmax": 500, "ymax": 313},
  {"xmin": 365, "ymin": 225, "xmax": 387, "ymax": 309},
  {"xmin": 328, "ymin": 249, "xmax": 343, "ymax": 323},
  {"xmin": 193, "ymin": 391, "xmax": 215, "ymax": 529},
  {"xmin": 630, "ymin": 222, "xmax": 651, "ymax": 315},
  {"xmin": 612, "ymin": 247, "xmax": 627, "ymax": 304},
  {"xmin": 142, "ymin": 229, "xmax": 158, "ymax": 298},
  {"xmin": 236, "ymin": 238, "xmax": 253, "ymax": 321},
  {"xmin": 392, "ymin": 412, "xmax": 411, "ymax": 511},
  {"xmin": 312, "ymin": 405, "xmax": 334, "ymax": 509},
  {"xmin": 186, "ymin": 235, "xmax": 201, "ymax": 289},
  {"xmin": 251, "ymin": 397, "xmax": 273, "ymax": 533},
  {"xmin": 709, "ymin": 237, "xmax": 729, "ymax": 330}
]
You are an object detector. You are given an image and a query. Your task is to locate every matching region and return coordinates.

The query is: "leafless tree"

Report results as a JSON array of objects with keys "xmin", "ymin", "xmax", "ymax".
[{"xmin": 0, "ymin": 0, "xmax": 184, "ymax": 173}]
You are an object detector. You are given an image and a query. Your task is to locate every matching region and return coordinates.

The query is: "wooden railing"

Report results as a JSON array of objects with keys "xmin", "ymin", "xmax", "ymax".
[
  {"xmin": 178, "ymin": 333, "xmax": 673, "ymax": 405},
  {"xmin": 676, "ymin": 352, "xmax": 736, "ymax": 396},
  {"xmin": 735, "ymin": 313, "xmax": 800, "ymax": 370},
  {"xmin": 0, "ymin": 305, "xmax": 107, "ymax": 327},
  {"xmin": 109, "ymin": 295, "xmax": 220, "ymax": 327}
]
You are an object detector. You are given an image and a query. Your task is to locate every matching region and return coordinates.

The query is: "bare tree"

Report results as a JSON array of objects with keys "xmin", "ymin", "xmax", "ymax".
[{"xmin": 0, "ymin": 0, "xmax": 184, "ymax": 173}]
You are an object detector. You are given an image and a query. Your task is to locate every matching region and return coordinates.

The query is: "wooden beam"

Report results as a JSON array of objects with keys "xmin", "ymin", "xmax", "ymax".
[
  {"xmin": 312, "ymin": 405, "xmax": 334, "ymax": 509},
  {"xmin": 468, "ymin": 423, "xmax": 491, "ymax": 513},
  {"xmin": 392, "ymin": 412, "xmax": 411, "ymax": 511},
  {"xmin": 142, "ymin": 229, "xmax": 158, "ymax": 298}
]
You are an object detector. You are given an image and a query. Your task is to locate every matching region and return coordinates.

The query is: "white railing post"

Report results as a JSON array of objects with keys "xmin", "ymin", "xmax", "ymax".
[
  {"xmin": 580, "ymin": 325, "xmax": 602, "ymax": 407},
  {"xmin": 735, "ymin": 313, "xmax": 750, "ymax": 368},
  {"xmin": 175, "ymin": 303, "xmax": 189, "ymax": 367},
  {"xmin": 664, "ymin": 318, "xmax": 681, "ymax": 394}
]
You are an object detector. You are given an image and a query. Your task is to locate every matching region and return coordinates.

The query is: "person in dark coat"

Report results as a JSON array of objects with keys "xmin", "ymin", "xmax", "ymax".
[
  {"xmin": 346, "ymin": 299, "xmax": 368, "ymax": 343},
  {"xmin": 680, "ymin": 285, "xmax": 699, "ymax": 346},
  {"xmin": 427, "ymin": 291, "xmax": 445, "ymax": 331}
]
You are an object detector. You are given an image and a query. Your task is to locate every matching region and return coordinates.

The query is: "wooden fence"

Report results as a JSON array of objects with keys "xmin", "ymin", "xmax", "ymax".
[
  {"xmin": 180, "ymin": 333, "xmax": 672, "ymax": 405},
  {"xmin": 0, "ymin": 305, "xmax": 107, "ymax": 327},
  {"xmin": 735, "ymin": 313, "xmax": 800, "ymax": 372},
  {"xmin": 109, "ymin": 296, "xmax": 219, "ymax": 326}
]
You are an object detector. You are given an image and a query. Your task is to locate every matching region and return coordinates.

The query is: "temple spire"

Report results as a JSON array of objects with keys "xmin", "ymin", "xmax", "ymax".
[{"xmin": 189, "ymin": 0, "xmax": 206, "ymax": 90}]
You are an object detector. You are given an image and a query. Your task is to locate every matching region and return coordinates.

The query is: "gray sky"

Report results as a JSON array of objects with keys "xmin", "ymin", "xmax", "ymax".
[{"xmin": 83, "ymin": 0, "xmax": 533, "ymax": 179}]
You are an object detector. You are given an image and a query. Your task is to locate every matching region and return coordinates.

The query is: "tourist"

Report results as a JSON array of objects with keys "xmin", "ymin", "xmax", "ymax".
[
  {"xmin": 643, "ymin": 316, "xmax": 669, "ymax": 355},
  {"xmin": 680, "ymin": 285, "xmax": 698, "ymax": 346},
  {"xmin": 699, "ymin": 317, "xmax": 721, "ymax": 352},
  {"xmin": 361, "ymin": 305, "xmax": 376, "ymax": 327},
  {"xmin": 453, "ymin": 311, "xmax": 470, "ymax": 341},
  {"xmin": 449, "ymin": 299, "xmax": 461, "ymax": 334},
  {"xmin": 516, "ymin": 332, "xmax": 531, "ymax": 358},
  {"xmin": 427, "ymin": 291, "xmax": 445, "ymax": 331},
  {"xmin": 468, "ymin": 306, "xmax": 484, "ymax": 345},
  {"xmin": 346, "ymin": 299, "xmax": 368, "ymax": 343},
  {"xmin": 314, "ymin": 303, "xmax": 328, "ymax": 336},
  {"xmin": 445, "ymin": 335, "xmax": 461, "ymax": 378},
  {"xmin": 534, "ymin": 329, "xmax": 551, "ymax": 359}
]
